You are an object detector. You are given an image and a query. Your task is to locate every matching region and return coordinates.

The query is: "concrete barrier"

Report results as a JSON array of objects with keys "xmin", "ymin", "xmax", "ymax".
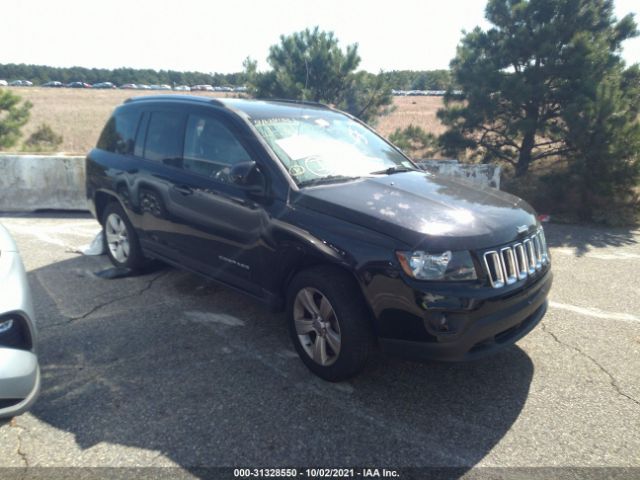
[
  {"xmin": 0, "ymin": 155, "xmax": 501, "ymax": 212},
  {"xmin": 417, "ymin": 159, "xmax": 501, "ymax": 189},
  {"xmin": 0, "ymin": 155, "xmax": 88, "ymax": 211}
]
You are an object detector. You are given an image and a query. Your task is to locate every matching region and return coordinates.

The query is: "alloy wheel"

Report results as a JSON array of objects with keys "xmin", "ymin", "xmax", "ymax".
[
  {"xmin": 293, "ymin": 287, "xmax": 341, "ymax": 366},
  {"xmin": 105, "ymin": 213, "xmax": 130, "ymax": 263}
]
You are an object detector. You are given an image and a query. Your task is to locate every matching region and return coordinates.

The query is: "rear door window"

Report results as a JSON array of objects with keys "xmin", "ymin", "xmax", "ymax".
[{"xmin": 144, "ymin": 111, "xmax": 187, "ymax": 167}]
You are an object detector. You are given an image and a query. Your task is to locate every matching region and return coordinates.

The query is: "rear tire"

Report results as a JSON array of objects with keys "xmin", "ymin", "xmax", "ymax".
[
  {"xmin": 102, "ymin": 201, "xmax": 147, "ymax": 270},
  {"xmin": 287, "ymin": 266, "xmax": 375, "ymax": 381}
]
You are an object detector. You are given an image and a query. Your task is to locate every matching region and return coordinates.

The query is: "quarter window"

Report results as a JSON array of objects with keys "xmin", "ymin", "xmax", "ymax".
[
  {"xmin": 97, "ymin": 110, "xmax": 140, "ymax": 155},
  {"xmin": 144, "ymin": 111, "xmax": 186, "ymax": 167}
]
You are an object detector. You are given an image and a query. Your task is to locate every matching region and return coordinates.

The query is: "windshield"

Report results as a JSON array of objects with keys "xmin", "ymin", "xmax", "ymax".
[{"xmin": 251, "ymin": 110, "xmax": 415, "ymax": 186}]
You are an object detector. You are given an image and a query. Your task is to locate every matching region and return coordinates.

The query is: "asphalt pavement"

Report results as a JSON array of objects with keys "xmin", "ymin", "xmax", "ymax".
[{"xmin": 0, "ymin": 213, "xmax": 638, "ymax": 479}]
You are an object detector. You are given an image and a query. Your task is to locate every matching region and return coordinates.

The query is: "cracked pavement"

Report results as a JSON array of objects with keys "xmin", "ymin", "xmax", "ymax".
[{"xmin": 0, "ymin": 213, "xmax": 638, "ymax": 476}]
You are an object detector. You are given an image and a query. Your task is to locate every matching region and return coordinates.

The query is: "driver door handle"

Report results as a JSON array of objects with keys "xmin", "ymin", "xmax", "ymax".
[{"xmin": 173, "ymin": 185, "xmax": 193, "ymax": 196}]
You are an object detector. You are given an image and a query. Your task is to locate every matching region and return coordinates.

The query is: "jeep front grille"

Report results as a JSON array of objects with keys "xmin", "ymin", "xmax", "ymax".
[{"xmin": 483, "ymin": 230, "xmax": 549, "ymax": 288}]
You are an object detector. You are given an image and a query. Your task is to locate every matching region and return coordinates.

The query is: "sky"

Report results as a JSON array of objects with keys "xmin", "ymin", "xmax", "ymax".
[{"xmin": 1, "ymin": 0, "xmax": 639, "ymax": 74}]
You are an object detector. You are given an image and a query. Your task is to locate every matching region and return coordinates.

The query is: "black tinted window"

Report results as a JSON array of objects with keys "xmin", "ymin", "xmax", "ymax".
[
  {"xmin": 183, "ymin": 114, "xmax": 252, "ymax": 176},
  {"xmin": 144, "ymin": 111, "xmax": 186, "ymax": 167},
  {"xmin": 97, "ymin": 110, "xmax": 140, "ymax": 154}
]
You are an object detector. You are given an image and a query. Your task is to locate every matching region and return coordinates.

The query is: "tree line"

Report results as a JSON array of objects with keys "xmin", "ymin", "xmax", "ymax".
[
  {"xmin": 0, "ymin": 62, "xmax": 456, "ymax": 90},
  {"xmin": 0, "ymin": 64, "xmax": 249, "ymax": 87}
]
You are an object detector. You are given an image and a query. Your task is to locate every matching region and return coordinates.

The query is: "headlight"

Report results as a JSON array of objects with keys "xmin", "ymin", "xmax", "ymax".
[
  {"xmin": 0, "ymin": 319, "xmax": 14, "ymax": 334},
  {"xmin": 396, "ymin": 250, "xmax": 477, "ymax": 281},
  {"xmin": 0, "ymin": 314, "xmax": 32, "ymax": 350}
]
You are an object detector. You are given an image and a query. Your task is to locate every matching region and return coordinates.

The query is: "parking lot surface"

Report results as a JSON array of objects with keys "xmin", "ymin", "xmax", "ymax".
[{"xmin": 0, "ymin": 213, "xmax": 639, "ymax": 477}]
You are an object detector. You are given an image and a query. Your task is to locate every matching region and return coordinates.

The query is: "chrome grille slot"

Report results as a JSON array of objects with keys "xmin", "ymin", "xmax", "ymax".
[
  {"xmin": 524, "ymin": 239, "xmax": 536, "ymax": 273},
  {"xmin": 500, "ymin": 247, "xmax": 518, "ymax": 285},
  {"xmin": 539, "ymin": 231, "xmax": 549, "ymax": 264},
  {"xmin": 483, "ymin": 229, "xmax": 550, "ymax": 288},
  {"xmin": 513, "ymin": 243, "xmax": 528, "ymax": 280},
  {"xmin": 483, "ymin": 251, "xmax": 505, "ymax": 288},
  {"xmin": 533, "ymin": 234, "xmax": 543, "ymax": 268}
]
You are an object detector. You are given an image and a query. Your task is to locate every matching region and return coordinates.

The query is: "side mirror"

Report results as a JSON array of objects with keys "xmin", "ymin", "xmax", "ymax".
[
  {"xmin": 229, "ymin": 161, "xmax": 266, "ymax": 197},
  {"xmin": 229, "ymin": 161, "xmax": 257, "ymax": 185}
]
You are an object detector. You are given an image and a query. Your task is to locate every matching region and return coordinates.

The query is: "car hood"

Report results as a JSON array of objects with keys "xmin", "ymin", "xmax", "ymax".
[{"xmin": 292, "ymin": 171, "xmax": 539, "ymax": 251}]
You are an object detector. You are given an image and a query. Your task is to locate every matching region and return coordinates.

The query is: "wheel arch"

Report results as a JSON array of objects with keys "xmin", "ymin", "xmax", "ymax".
[
  {"xmin": 281, "ymin": 256, "xmax": 355, "ymax": 301},
  {"xmin": 94, "ymin": 190, "xmax": 127, "ymax": 225}
]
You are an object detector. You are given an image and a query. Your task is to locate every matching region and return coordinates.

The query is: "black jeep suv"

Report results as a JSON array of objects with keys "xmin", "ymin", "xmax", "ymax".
[{"xmin": 86, "ymin": 95, "xmax": 552, "ymax": 381}]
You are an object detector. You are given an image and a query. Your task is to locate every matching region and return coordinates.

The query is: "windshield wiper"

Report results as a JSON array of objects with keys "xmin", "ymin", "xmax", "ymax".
[
  {"xmin": 297, "ymin": 175, "xmax": 360, "ymax": 188},
  {"xmin": 369, "ymin": 165, "xmax": 420, "ymax": 175}
]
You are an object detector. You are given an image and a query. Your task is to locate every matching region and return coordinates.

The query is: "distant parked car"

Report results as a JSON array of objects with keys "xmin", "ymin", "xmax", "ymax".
[
  {"xmin": 0, "ymin": 223, "xmax": 40, "ymax": 418},
  {"xmin": 93, "ymin": 82, "xmax": 116, "ymax": 89},
  {"xmin": 192, "ymin": 84, "xmax": 214, "ymax": 91},
  {"xmin": 119, "ymin": 83, "xmax": 138, "ymax": 89},
  {"xmin": 42, "ymin": 81, "xmax": 63, "ymax": 88},
  {"xmin": 0, "ymin": 80, "xmax": 8, "ymax": 87},
  {"xmin": 173, "ymin": 85, "xmax": 191, "ymax": 91},
  {"xmin": 9, "ymin": 80, "xmax": 32, "ymax": 87},
  {"xmin": 136, "ymin": 84, "xmax": 151, "ymax": 90},
  {"xmin": 149, "ymin": 84, "xmax": 172, "ymax": 90},
  {"xmin": 67, "ymin": 81, "xmax": 91, "ymax": 88}
]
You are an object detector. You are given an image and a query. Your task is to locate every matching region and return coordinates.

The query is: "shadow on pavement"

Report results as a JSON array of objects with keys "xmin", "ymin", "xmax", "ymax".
[
  {"xmin": 26, "ymin": 254, "xmax": 535, "ymax": 478},
  {"xmin": 0, "ymin": 210, "xmax": 93, "ymax": 219},
  {"xmin": 544, "ymin": 222, "xmax": 637, "ymax": 256}
]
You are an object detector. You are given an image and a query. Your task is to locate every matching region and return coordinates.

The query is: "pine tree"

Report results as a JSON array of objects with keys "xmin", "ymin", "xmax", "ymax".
[
  {"xmin": 248, "ymin": 27, "xmax": 393, "ymax": 122},
  {"xmin": 438, "ymin": 0, "xmax": 638, "ymax": 177},
  {"xmin": 0, "ymin": 89, "xmax": 31, "ymax": 149},
  {"xmin": 563, "ymin": 65, "xmax": 640, "ymax": 222}
]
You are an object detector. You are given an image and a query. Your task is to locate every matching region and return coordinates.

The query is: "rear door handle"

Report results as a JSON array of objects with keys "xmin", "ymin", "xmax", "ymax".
[{"xmin": 173, "ymin": 185, "xmax": 193, "ymax": 196}]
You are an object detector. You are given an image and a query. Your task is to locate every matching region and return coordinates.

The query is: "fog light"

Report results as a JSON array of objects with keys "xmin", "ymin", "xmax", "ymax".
[
  {"xmin": 0, "ymin": 319, "xmax": 14, "ymax": 334},
  {"xmin": 429, "ymin": 314, "xmax": 449, "ymax": 333}
]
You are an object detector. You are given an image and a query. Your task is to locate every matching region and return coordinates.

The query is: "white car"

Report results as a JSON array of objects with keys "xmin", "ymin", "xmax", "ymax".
[
  {"xmin": 0, "ymin": 223, "xmax": 40, "ymax": 418},
  {"xmin": 0, "ymin": 80, "xmax": 8, "ymax": 87},
  {"xmin": 192, "ymin": 84, "xmax": 214, "ymax": 91}
]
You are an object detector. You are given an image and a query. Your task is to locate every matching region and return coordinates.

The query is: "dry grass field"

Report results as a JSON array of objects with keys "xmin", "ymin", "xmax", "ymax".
[
  {"xmin": 374, "ymin": 96, "xmax": 446, "ymax": 138},
  {"xmin": 2, "ymin": 87, "xmax": 445, "ymax": 154}
]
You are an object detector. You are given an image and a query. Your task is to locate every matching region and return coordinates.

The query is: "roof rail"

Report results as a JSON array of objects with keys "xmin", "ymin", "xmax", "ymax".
[
  {"xmin": 262, "ymin": 98, "xmax": 330, "ymax": 109},
  {"xmin": 124, "ymin": 95, "xmax": 225, "ymax": 107}
]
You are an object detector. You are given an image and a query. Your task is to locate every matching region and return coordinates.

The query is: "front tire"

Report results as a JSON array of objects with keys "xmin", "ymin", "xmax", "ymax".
[
  {"xmin": 102, "ymin": 201, "xmax": 146, "ymax": 270},
  {"xmin": 287, "ymin": 266, "xmax": 375, "ymax": 381}
]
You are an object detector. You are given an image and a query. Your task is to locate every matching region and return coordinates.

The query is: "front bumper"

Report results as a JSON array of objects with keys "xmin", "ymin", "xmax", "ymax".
[
  {"xmin": 0, "ymin": 349, "xmax": 41, "ymax": 417},
  {"xmin": 0, "ymin": 238, "xmax": 40, "ymax": 418},
  {"xmin": 375, "ymin": 268, "xmax": 552, "ymax": 362}
]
